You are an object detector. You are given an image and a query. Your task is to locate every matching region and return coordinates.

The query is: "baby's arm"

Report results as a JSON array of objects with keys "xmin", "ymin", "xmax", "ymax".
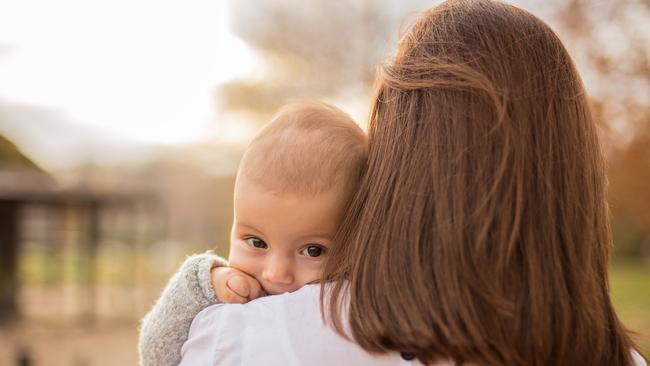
[
  {"xmin": 138, "ymin": 253, "xmax": 264, "ymax": 366},
  {"xmin": 138, "ymin": 253, "xmax": 227, "ymax": 366}
]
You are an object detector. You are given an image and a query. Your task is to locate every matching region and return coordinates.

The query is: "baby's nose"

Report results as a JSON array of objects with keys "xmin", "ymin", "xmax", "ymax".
[{"xmin": 262, "ymin": 262, "xmax": 294, "ymax": 286}]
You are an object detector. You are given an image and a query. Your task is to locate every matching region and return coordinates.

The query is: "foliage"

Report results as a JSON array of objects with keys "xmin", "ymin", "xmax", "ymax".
[{"xmin": 610, "ymin": 260, "xmax": 650, "ymax": 355}]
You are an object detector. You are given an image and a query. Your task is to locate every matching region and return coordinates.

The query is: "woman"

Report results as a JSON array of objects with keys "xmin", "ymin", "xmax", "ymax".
[{"xmin": 179, "ymin": 1, "xmax": 646, "ymax": 365}]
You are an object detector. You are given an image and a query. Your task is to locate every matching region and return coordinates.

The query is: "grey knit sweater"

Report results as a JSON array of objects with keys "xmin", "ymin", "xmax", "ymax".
[{"xmin": 138, "ymin": 253, "xmax": 228, "ymax": 366}]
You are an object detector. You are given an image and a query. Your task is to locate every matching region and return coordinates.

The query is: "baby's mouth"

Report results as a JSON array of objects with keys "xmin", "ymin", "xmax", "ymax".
[{"xmin": 260, "ymin": 283, "xmax": 300, "ymax": 296}]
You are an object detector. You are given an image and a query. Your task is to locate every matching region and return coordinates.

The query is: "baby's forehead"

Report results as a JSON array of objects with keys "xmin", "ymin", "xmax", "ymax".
[
  {"xmin": 235, "ymin": 173, "xmax": 350, "ymax": 208},
  {"xmin": 234, "ymin": 176, "xmax": 347, "ymax": 236}
]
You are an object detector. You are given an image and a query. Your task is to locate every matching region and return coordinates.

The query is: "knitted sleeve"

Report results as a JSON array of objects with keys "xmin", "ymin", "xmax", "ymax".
[{"xmin": 138, "ymin": 252, "xmax": 228, "ymax": 366}]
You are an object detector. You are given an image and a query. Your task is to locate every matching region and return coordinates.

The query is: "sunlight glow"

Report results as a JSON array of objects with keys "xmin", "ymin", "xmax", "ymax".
[{"xmin": 0, "ymin": 0, "xmax": 257, "ymax": 144}]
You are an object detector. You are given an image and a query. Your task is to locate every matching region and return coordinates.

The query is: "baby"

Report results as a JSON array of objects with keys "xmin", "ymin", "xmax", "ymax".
[{"xmin": 138, "ymin": 101, "xmax": 367, "ymax": 366}]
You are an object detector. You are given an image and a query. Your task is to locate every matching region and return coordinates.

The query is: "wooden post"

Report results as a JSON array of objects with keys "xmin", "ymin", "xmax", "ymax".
[
  {"xmin": 0, "ymin": 200, "xmax": 20, "ymax": 322},
  {"xmin": 85, "ymin": 202, "xmax": 100, "ymax": 322}
]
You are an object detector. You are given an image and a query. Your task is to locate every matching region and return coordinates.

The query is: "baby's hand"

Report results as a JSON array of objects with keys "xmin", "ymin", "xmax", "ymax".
[{"xmin": 211, "ymin": 266, "xmax": 264, "ymax": 304}]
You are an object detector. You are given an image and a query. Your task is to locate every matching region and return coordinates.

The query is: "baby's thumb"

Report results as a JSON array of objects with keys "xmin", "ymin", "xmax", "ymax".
[{"xmin": 227, "ymin": 275, "xmax": 250, "ymax": 298}]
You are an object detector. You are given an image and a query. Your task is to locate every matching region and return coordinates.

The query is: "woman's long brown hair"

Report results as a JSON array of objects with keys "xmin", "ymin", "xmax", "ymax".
[{"xmin": 322, "ymin": 1, "xmax": 641, "ymax": 365}]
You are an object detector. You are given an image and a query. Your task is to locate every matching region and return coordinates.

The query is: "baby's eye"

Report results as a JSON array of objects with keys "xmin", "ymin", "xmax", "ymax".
[
  {"xmin": 245, "ymin": 237, "xmax": 268, "ymax": 249},
  {"xmin": 301, "ymin": 245, "xmax": 326, "ymax": 258}
]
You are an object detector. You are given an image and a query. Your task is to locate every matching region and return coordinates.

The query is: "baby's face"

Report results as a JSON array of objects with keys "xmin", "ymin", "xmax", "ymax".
[{"xmin": 229, "ymin": 177, "xmax": 347, "ymax": 295}]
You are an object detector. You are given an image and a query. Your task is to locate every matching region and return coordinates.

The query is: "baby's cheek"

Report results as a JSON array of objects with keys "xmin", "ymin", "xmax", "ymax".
[
  {"xmin": 226, "ymin": 242, "xmax": 240, "ymax": 263},
  {"xmin": 228, "ymin": 246, "xmax": 262, "ymax": 278},
  {"xmin": 297, "ymin": 263, "xmax": 324, "ymax": 285}
]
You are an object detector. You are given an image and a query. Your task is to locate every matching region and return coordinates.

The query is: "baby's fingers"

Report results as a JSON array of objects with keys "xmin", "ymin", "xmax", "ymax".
[
  {"xmin": 246, "ymin": 278, "xmax": 263, "ymax": 300},
  {"xmin": 227, "ymin": 275, "xmax": 251, "ymax": 299},
  {"xmin": 219, "ymin": 287, "xmax": 248, "ymax": 304}
]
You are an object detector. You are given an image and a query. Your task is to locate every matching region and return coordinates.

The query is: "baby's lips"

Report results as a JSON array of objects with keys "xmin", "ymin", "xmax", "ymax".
[{"xmin": 258, "ymin": 283, "xmax": 297, "ymax": 296}]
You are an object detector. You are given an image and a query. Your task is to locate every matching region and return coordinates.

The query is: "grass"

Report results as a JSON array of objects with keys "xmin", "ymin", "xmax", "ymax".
[{"xmin": 610, "ymin": 260, "xmax": 650, "ymax": 356}]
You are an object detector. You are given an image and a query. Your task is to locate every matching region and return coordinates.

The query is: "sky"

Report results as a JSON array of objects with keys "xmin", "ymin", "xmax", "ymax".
[
  {"xmin": 0, "ymin": 0, "xmax": 546, "ymax": 171},
  {"xmin": 0, "ymin": 0, "xmax": 257, "ymax": 148},
  {"xmin": 1, "ymin": 0, "xmax": 646, "ymax": 170}
]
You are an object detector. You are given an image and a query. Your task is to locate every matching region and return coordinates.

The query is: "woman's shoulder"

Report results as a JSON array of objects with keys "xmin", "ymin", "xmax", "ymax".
[
  {"xmin": 193, "ymin": 283, "xmax": 321, "ymax": 322},
  {"xmin": 182, "ymin": 284, "xmax": 438, "ymax": 366},
  {"xmin": 632, "ymin": 350, "xmax": 647, "ymax": 366}
]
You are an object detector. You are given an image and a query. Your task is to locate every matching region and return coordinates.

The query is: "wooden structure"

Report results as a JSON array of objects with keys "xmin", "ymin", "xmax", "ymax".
[{"xmin": 0, "ymin": 134, "xmax": 158, "ymax": 322}]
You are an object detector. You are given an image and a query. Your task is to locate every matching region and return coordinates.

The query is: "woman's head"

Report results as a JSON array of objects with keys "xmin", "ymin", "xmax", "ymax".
[{"xmin": 323, "ymin": 0, "xmax": 637, "ymax": 365}]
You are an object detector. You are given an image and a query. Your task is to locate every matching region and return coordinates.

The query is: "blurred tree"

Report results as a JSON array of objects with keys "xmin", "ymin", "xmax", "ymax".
[
  {"xmin": 553, "ymin": 0, "xmax": 650, "ymax": 257},
  {"xmin": 608, "ymin": 118, "xmax": 650, "ymax": 257},
  {"xmin": 219, "ymin": 0, "xmax": 432, "ymax": 119}
]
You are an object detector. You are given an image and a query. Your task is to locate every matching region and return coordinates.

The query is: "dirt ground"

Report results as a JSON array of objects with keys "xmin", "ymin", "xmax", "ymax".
[
  {"xmin": 0, "ymin": 284, "xmax": 163, "ymax": 366},
  {"xmin": 0, "ymin": 320, "xmax": 139, "ymax": 366}
]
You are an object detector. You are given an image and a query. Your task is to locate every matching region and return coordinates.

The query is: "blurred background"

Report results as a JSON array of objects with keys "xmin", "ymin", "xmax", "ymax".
[{"xmin": 0, "ymin": 0, "xmax": 648, "ymax": 365}]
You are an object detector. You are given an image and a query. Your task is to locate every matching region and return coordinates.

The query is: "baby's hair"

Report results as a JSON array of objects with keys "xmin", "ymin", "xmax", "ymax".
[{"xmin": 238, "ymin": 101, "xmax": 367, "ymax": 197}]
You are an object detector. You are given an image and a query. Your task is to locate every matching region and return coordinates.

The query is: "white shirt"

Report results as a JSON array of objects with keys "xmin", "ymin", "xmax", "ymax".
[
  {"xmin": 179, "ymin": 284, "xmax": 436, "ymax": 366},
  {"xmin": 179, "ymin": 284, "xmax": 647, "ymax": 366}
]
